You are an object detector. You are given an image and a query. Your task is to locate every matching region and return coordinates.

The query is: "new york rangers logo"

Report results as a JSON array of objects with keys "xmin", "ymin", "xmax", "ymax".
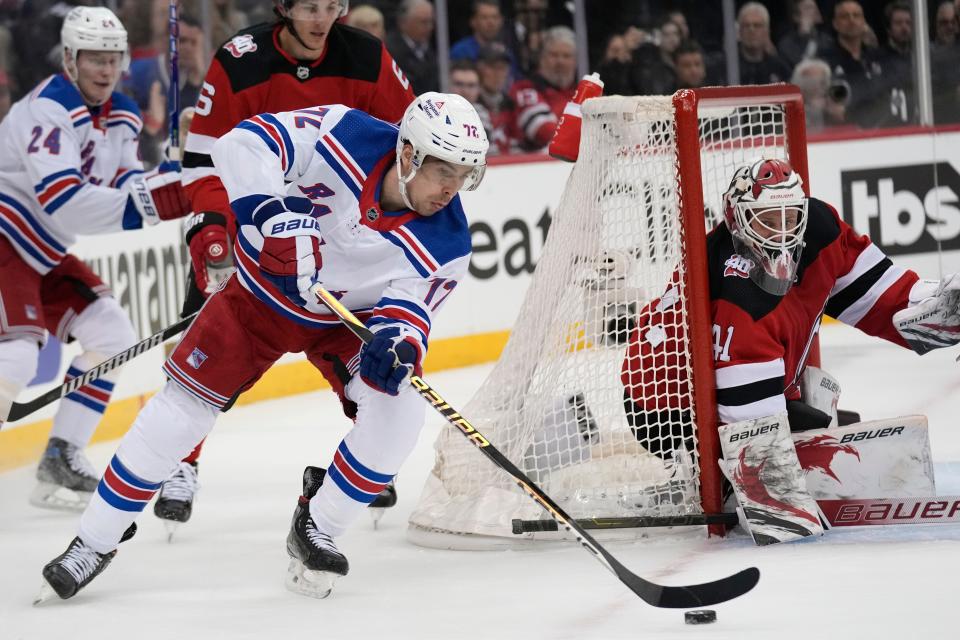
[
  {"xmin": 724, "ymin": 254, "xmax": 754, "ymax": 278},
  {"xmin": 223, "ymin": 34, "xmax": 257, "ymax": 58},
  {"xmin": 186, "ymin": 347, "xmax": 208, "ymax": 370}
]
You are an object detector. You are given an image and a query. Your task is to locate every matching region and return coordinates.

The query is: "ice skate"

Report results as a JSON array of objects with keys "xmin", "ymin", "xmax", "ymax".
[
  {"xmin": 285, "ymin": 467, "xmax": 349, "ymax": 599},
  {"xmin": 153, "ymin": 461, "xmax": 199, "ymax": 541},
  {"xmin": 34, "ymin": 523, "xmax": 137, "ymax": 605},
  {"xmin": 30, "ymin": 437, "xmax": 99, "ymax": 512},
  {"xmin": 368, "ymin": 480, "xmax": 397, "ymax": 529}
]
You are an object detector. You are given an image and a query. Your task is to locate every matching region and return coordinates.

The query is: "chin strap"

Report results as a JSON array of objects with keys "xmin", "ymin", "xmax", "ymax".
[{"xmin": 396, "ymin": 162, "xmax": 416, "ymax": 210}]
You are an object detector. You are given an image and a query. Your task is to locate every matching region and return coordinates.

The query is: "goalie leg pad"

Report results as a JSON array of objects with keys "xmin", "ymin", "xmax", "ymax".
[{"xmin": 718, "ymin": 414, "xmax": 824, "ymax": 545}]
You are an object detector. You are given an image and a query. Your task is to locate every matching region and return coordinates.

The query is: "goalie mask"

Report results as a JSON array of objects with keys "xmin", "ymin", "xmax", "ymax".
[
  {"xmin": 722, "ymin": 158, "xmax": 809, "ymax": 296},
  {"xmin": 396, "ymin": 92, "xmax": 489, "ymax": 210}
]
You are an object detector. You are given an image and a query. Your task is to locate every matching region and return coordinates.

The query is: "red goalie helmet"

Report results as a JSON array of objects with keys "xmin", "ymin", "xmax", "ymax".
[{"xmin": 722, "ymin": 158, "xmax": 808, "ymax": 296}]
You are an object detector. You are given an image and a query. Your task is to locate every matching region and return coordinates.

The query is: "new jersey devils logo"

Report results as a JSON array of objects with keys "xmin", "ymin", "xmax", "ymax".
[
  {"xmin": 723, "ymin": 254, "xmax": 754, "ymax": 278},
  {"xmin": 223, "ymin": 34, "xmax": 257, "ymax": 58}
]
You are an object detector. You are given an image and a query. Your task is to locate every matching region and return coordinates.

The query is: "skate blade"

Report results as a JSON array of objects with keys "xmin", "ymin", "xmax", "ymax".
[
  {"xmin": 163, "ymin": 520, "xmax": 180, "ymax": 543},
  {"xmin": 32, "ymin": 579, "xmax": 59, "ymax": 606},
  {"xmin": 29, "ymin": 483, "xmax": 92, "ymax": 512},
  {"xmin": 369, "ymin": 507, "xmax": 385, "ymax": 529},
  {"xmin": 285, "ymin": 559, "xmax": 338, "ymax": 599}
]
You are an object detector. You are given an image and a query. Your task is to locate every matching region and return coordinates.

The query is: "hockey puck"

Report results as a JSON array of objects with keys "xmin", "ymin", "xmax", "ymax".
[{"xmin": 684, "ymin": 610, "xmax": 717, "ymax": 625}]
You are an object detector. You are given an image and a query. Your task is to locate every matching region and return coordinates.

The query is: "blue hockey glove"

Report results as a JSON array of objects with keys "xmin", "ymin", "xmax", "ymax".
[{"xmin": 360, "ymin": 327, "xmax": 421, "ymax": 395}]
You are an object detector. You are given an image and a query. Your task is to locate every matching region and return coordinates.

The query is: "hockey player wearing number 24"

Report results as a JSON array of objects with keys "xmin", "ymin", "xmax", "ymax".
[
  {"xmin": 0, "ymin": 8, "xmax": 189, "ymax": 510},
  {"xmin": 36, "ymin": 93, "xmax": 490, "ymax": 604},
  {"xmin": 622, "ymin": 158, "xmax": 960, "ymax": 544}
]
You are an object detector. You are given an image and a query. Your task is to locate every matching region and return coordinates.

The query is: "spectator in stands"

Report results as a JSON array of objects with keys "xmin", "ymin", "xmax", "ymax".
[
  {"xmin": 450, "ymin": 0, "xmax": 521, "ymax": 80},
  {"xmin": 346, "ymin": 4, "xmax": 386, "ymax": 40},
  {"xmin": 0, "ymin": 68, "xmax": 10, "ymax": 123},
  {"xmin": 737, "ymin": 2, "xmax": 791, "ymax": 85},
  {"xmin": 510, "ymin": 25, "xmax": 577, "ymax": 121},
  {"xmin": 667, "ymin": 9, "xmax": 690, "ymax": 41},
  {"xmin": 932, "ymin": 1, "xmax": 960, "ymax": 122},
  {"xmin": 449, "ymin": 58, "xmax": 493, "ymax": 142},
  {"xmin": 124, "ymin": 12, "xmax": 206, "ymax": 167},
  {"xmin": 778, "ymin": 0, "xmax": 833, "ymax": 70},
  {"xmin": 596, "ymin": 32, "xmax": 633, "ymax": 96},
  {"xmin": 10, "ymin": 0, "xmax": 80, "ymax": 97},
  {"xmin": 877, "ymin": 1, "xmax": 915, "ymax": 126},
  {"xmin": 821, "ymin": 0, "xmax": 887, "ymax": 128},
  {"xmin": 386, "ymin": 0, "xmax": 439, "ymax": 94},
  {"xmin": 791, "ymin": 58, "xmax": 847, "ymax": 132},
  {"xmin": 475, "ymin": 45, "xmax": 523, "ymax": 154},
  {"xmin": 673, "ymin": 40, "xmax": 707, "ymax": 90},
  {"xmin": 934, "ymin": 1, "xmax": 958, "ymax": 48},
  {"xmin": 630, "ymin": 18, "xmax": 681, "ymax": 95},
  {"xmin": 512, "ymin": 0, "xmax": 548, "ymax": 75}
]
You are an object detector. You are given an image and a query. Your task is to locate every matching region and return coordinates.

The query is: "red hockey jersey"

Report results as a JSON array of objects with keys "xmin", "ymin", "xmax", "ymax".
[
  {"xmin": 621, "ymin": 198, "xmax": 918, "ymax": 426},
  {"xmin": 182, "ymin": 22, "xmax": 415, "ymax": 221}
]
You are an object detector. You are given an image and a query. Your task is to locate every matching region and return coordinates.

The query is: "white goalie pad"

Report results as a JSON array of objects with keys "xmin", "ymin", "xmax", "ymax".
[
  {"xmin": 719, "ymin": 414, "xmax": 824, "ymax": 545},
  {"xmin": 793, "ymin": 415, "xmax": 935, "ymax": 500},
  {"xmin": 799, "ymin": 366, "xmax": 840, "ymax": 427}
]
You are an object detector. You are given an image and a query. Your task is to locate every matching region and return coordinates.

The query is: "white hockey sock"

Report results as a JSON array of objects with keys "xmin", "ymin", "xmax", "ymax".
[{"xmin": 49, "ymin": 352, "xmax": 118, "ymax": 448}]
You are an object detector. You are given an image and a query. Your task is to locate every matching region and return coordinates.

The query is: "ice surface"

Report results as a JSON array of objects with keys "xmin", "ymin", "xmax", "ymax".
[{"xmin": 1, "ymin": 322, "xmax": 957, "ymax": 639}]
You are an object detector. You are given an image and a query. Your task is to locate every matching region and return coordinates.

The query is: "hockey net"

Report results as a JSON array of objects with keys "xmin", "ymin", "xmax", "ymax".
[{"xmin": 409, "ymin": 86, "xmax": 809, "ymax": 548}]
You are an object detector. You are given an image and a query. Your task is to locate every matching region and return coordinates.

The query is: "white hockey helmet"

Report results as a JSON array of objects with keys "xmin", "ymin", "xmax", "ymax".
[
  {"xmin": 396, "ymin": 92, "xmax": 490, "ymax": 209},
  {"xmin": 61, "ymin": 6, "xmax": 130, "ymax": 82},
  {"xmin": 722, "ymin": 157, "xmax": 809, "ymax": 296}
]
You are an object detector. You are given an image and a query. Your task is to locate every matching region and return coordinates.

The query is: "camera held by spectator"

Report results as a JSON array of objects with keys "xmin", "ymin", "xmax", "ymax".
[
  {"xmin": 828, "ymin": 78, "xmax": 851, "ymax": 105},
  {"xmin": 791, "ymin": 58, "xmax": 848, "ymax": 131}
]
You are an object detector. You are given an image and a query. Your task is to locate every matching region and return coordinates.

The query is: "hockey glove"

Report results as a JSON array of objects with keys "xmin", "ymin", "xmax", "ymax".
[
  {"xmin": 125, "ymin": 169, "xmax": 190, "ymax": 225},
  {"xmin": 359, "ymin": 327, "xmax": 422, "ymax": 396},
  {"xmin": 258, "ymin": 211, "xmax": 323, "ymax": 307},
  {"xmin": 893, "ymin": 273, "xmax": 960, "ymax": 355},
  {"xmin": 184, "ymin": 212, "xmax": 235, "ymax": 296}
]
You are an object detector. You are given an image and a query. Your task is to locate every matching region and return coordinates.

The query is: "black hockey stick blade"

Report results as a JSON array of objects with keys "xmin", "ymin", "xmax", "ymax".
[
  {"xmin": 617, "ymin": 563, "xmax": 760, "ymax": 608},
  {"xmin": 310, "ymin": 284, "xmax": 761, "ymax": 609},
  {"xmin": 5, "ymin": 313, "xmax": 197, "ymax": 423}
]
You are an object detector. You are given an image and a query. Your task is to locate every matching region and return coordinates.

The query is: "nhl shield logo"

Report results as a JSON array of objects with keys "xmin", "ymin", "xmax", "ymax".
[
  {"xmin": 296, "ymin": 65, "xmax": 310, "ymax": 80},
  {"xmin": 186, "ymin": 347, "xmax": 208, "ymax": 370},
  {"xmin": 366, "ymin": 207, "xmax": 380, "ymax": 221},
  {"xmin": 723, "ymin": 254, "xmax": 754, "ymax": 279}
]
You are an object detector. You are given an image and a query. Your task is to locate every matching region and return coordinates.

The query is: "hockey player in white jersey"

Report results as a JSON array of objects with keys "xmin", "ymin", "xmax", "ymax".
[
  {"xmin": 0, "ymin": 7, "xmax": 190, "ymax": 511},
  {"xmin": 36, "ymin": 92, "xmax": 488, "ymax": 602}
]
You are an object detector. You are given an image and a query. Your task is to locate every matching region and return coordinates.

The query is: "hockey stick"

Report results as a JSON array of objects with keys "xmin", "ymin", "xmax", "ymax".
[
  {"xmin": 512, "ymin": 512, "xmax": 739, "ymax": 533},
  {"xmin": 309, "ymin": 283, "xmax": 760, "ymax": 608},
  {"xmin": 5, "ymin": 313, "xmax": 197, "ymax": 424},
  {"xmin": 167, "ymin": 0, "xmax": 181, "ymax": 163}
]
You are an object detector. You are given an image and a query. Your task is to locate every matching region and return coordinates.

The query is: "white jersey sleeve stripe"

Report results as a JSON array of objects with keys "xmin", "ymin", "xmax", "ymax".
[
  {"xmin": 321, "ymin": 133, "xmax": 365, "ymax": 185},
  {"xmin": 834, "ymin": 263, "xmax": 910, "ymax": 327},
  {"xmin": 830, "ymin": 243, "xmax": 886, "ymax": 297},
  {"xmin": 715, "ymin": 358, "xmax": 785, "ymax": 389}
]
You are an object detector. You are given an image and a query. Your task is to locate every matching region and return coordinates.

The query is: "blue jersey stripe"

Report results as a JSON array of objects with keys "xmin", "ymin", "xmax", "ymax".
[
  {"xmin": 44, "ymin": 183, "xmax": 83, "ymax": 215},
  {"xmin": 0, "ymin": 193, "xmax": 67, "ymax": 252},
  {"xmin": 314, "ymin": 141, "xmax": 361, "ymax": 199},
  {"xmin": 96, "ymin": 482, "xmax": 149, "ymax": 512},
  {"xmin": 237, "ymin": 121, "xmax": 281, "ymax": 159},
  {"xmin": 260, "ymin": 113, "xmax": 295, "ymax": 173},
  {"xmin": 381, "ymin": 232, "xmax": 430, "ymax": 277},
  {"xmin": 34, "ymin": 169, "xmax": 83, "ymax": 192},
  {"xmin": 337, "ymin": 441, "xmax": 393, "ymax": 483},
  {"xmin": 64, "ymin": 392, "xmax": 107, "ymax": 414},
  {"xmin": 109, "ymin": 455, "xmax": 162, "ymax": 491}
]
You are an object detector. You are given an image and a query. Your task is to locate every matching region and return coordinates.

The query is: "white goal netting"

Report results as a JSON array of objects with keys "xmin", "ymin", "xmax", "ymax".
[{"xmin": 409, "ymin": 93, "xmax": 793, "ymax": 548}]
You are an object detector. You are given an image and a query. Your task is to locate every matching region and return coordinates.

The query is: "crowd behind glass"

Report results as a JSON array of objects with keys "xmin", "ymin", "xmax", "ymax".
[{"xmin": 1, "ymin": 0, "xmax": 957, "ymax": 168}]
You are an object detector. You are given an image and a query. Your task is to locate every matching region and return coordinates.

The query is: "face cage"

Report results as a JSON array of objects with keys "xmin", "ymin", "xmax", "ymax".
[{"xmin": 732, "ymin": 201, "xmax": 808, "ymax": 296}]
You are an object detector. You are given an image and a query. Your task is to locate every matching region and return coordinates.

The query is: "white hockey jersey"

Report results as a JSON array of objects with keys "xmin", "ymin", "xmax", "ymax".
[
  {"xmin": 210, "ymin": 105, "xmax": 472, "ymax": 360},
  {"xmin": 0, "ymin": 74, "xmax": 144, "ymax": 274}
]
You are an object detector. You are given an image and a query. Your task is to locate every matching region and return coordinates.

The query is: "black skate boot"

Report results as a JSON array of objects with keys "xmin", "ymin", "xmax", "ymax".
[
  {"xmin": 368, "ymin": 480, "xmax": 397, "ymax": 529},
  {"xmin": 34, "ymin": 523, "xmax": 138, "ymax": 604},
  {"xmin": 153, "ymin": 461, "xmax": 199, "ymax": 541},
  {"xmin": 285, "ymin": 466, "xmax": 349, "ymax": 599},
  {"xmin": 30, "ymin": 437, "xmax": 99, "ymax": 512}
]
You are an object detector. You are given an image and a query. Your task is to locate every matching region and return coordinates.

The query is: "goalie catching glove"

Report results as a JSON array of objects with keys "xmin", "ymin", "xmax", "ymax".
[
  {"xmin": 359, "ymin": 326, "xmax": 423, "ymax": 396},
  {"xmin": 893, "ymin": 273, "xmax": 960, "ymax": 355},
  {"xmin": 124, "ymin": 169, "xmax": 190, "ymax": 226},
  {"xmin": 184, "ymin": 212, "xmax": 234, "ymax": 295},
  {"xmin": 257, "ymin": 203, "xmax": 324, "ymax": 308}
]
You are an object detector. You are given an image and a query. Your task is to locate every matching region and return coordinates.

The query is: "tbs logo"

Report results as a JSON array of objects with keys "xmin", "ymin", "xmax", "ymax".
[{"xmin": 841, "ymin": 162, "xmax": 960, "ymax": 255}]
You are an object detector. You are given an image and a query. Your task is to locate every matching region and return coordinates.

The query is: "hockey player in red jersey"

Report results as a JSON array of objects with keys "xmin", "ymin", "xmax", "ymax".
[
  {"xmin": 621, "ymin": 158, "xmax": 960, "ymax": 542},
  {"xmin": 37, "ymin": 93, "xmax": 489, "ymax": 603},
  {"xmin": 0, "ymin": 8, "xmax": 189, "ymax": 512},
  {"xmin": 157, "ymin": 0, "xmax": 417, "ymax": 528}
]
